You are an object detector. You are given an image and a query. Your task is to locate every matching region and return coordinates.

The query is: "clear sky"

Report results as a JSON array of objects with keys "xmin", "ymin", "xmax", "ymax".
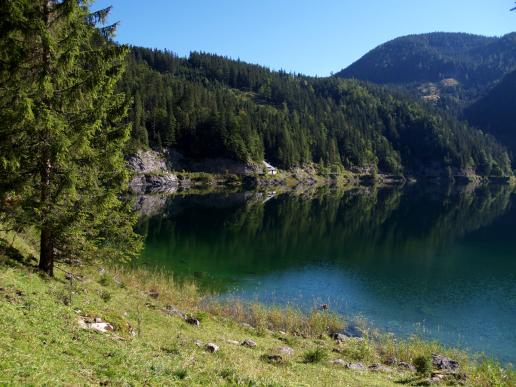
[{"xmin": 93, "ymin": 0, "xmax": 516, "ymax": 76}]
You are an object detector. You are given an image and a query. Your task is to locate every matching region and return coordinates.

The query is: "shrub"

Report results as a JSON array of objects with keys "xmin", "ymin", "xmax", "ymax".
[
  {"xmin": 303, "ymin": 348, "xmax": 328, "ymax": 364},
  {"xmin": 413, "ymin": 355, "xmax": 433, "ymax": 375},
  {"xmin": 99, "ymin": 290, "xmax": 111, "ymax": 302},
  {"xmin": 172, "ymin": 368, "xmax": 188, "ymax": 380}
]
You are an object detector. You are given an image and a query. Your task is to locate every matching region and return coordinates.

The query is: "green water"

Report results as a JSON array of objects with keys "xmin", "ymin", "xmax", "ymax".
[{"xmin": 139, "ymin": 184, "xmax": 516, "ymax": 363}]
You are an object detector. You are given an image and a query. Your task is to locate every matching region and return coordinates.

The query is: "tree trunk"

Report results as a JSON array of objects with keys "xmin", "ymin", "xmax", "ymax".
[
  {"xmin": 39, "ymin": 226, "xmax": 54, "ymax": 275},
  {"xmin": 38, "ymin": 0, "xmax": 54, "ymax": 276}
]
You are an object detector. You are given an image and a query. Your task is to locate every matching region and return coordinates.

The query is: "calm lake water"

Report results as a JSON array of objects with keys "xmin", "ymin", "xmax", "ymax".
[{"xmin": 138, "ymin": 184, "xmax": 516, "ymax": 363}]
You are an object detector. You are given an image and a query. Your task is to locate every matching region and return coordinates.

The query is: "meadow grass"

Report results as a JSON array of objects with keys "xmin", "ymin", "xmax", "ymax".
[{"xmin": 0, "ymin": 239, "xmax": 514, "ymax": 386}]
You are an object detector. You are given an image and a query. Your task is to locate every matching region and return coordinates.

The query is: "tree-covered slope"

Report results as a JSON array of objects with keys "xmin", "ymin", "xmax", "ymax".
[
  {"xmin": 465, "ymin": 69, "xmax": 516, "ymax": 162},
  {"xmin": 120, "ymin": 47, "xmax": 512, "ymax": 177},
  {"xmin": 335, "ymin": 32, "xmax": 516, "ymax": 112}
]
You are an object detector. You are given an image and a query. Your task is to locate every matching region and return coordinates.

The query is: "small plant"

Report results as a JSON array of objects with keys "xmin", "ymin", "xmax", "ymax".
[
  {"xmin": 172, "ymin": 368, "xmax": 188, "ymax": 380},
  {"xmin": 99, "ymin": 290, "xmax": 111, "ymax": 303},
  {"xmin": 302, "ymin": 348, "xmax": 328, "ymax": 364},
  {"xmin": 98, "ymin": 273, "xmax": 113, "ymax": 287},
  {"xmin": 413, "ymin": 355, "xmax": 433, "ymax": 375},
  {"xmin": 160, "ymin": 345, "xmax": 180, "ymax": 355}
]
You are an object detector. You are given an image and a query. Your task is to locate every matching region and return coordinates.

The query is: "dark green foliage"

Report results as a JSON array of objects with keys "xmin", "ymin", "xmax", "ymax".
[
  {"xmin": 121, "ymin": 48, "xmax": 512, "ymax": 176},
  {"xmin": 0, "ymin": 1, "xmax": 141, "ymax": 275},
  {"xmin": 466, "ymin": 70, "xmax": 516, "ymax": 166},
  {"xmin": 302, "ymin": 348, "xmax": 328, "ymax": 363},
  {"xmin": 413, "ymin": 355, "xmax": 433, "ymax": 375},
  {"xmin": 336, "ymin": 32, "xmax": 516, "ymax": 113}
]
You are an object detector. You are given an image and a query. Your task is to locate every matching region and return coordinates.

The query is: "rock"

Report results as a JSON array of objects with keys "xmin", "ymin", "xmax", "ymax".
[
  {"xmin": 330, "ymin": 359, "xmax": 348, "ymax": 366},
  {"xmin": 205, "ymin": 343, "xmax": 219, "ymax": 353},
  {"xmin": 330, "ymin": 332, "xmax": 349, "ymax": 342},
  {"xmin": 346, "ymin": 363, "xmax": 366, "ymax": 370},
  {"xmin": 276, "ymin": 346, "xmax": 294, "ymax": 356},
  {"xmin": 148, "ymin": 290, "xmax": 159, "ymax": 299},
  {"xmin": 432, "ymin": 354, "xmax": 459, "ymax": 371},
  {"xmin": 241, "ymin": 323, "xmax": 254, "ymax": 329},
  {"xmin": 369, "ymin": 363, "xmax": 393, "ymax": 373},
  {"xmin": 185, "ymin": 316, "xmax": 200, "ymax": 327},
  {"xmin": 65, "ymin": 272, "xmax": 73, "ymax": 281},
  {"xmin": 278, "ymin": 331, "xmax": 287, "ymax": 335},
  {"xmin": 226, "ymin": 339, "xmax": 240, "ymax": 345},
  {"xmin": 384, "ymin": 356, "xmax": 398, "ymax": 366},
  {"xmin": 78, "ymin": 317, "xmax": 114, "ymax": 333},
  {"xmin": 398, "ymin": 361, "xmax": 417, "ymax": 372},
  {"xmin": 127, "ymin": 150, "xmax": 178, "ymax": 194},
  {"xmin": 242, "ymin": 339, "xmax": 257, "ymax": 348},
  {"xmin": 194, "ymin": 340, "xmax": 203, "ymax": 347},
  {"xmin": 163, "ymin": 305, "xmax": 186, "ymax": 319}
]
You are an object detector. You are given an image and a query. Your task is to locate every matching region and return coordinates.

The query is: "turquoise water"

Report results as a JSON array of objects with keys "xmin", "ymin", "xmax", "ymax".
[{"xmin": 139, "ymin": 184, "xmax": 516, "ymax": 363}]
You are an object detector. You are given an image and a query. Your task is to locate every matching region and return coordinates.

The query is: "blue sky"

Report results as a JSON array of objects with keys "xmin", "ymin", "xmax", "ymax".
[{"xmin": 93, "ymin": 0, "xmax": 516, "ymax": 76}]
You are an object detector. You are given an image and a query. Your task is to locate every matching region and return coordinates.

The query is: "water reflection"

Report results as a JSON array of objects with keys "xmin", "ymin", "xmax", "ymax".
[{"xmin": 138, "ymin": 184, "xmax": 516, "ymax": 362}]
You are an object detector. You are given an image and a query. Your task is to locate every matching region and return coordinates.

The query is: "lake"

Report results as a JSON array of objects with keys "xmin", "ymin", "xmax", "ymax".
[{"xmin": 137, "ymin": 184, "xmax": 516, "ymax": 363}]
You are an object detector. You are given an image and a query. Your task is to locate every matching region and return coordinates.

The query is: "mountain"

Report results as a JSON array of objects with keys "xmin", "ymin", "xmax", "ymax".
[
  {"xmin": 119, "ymin": 47, "xmax": 512, "ymax": 177},
  {"xmin": 336, "ymin": 32, "xmax": 516, "ymax": 113},
  {"xmin": 465, "ymin": 69, "xmax": 516, "ymax": 162}
]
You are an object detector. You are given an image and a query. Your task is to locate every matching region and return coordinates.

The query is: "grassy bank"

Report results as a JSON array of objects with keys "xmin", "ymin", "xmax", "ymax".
[{"xmin": 0, "ymin": 241, "xmax": 514, "ymax": 386}]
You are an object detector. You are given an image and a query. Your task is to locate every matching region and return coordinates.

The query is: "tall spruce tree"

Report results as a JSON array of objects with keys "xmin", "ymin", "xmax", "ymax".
[{"xmin": 0, "ymin": 0, "xmax": 141, "ymax": 275}]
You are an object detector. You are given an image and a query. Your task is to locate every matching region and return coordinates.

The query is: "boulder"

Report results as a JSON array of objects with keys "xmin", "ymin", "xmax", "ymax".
[
  {"xmin": 241, "ymin": 339, "xmax": 257, "ymax": 348},
  {"xmin": 185, "ymin": 316, "xmax": 200, "ymax": 327},
  {"xmin": 398, "ymin": 361, "xmax": 417, "ymax": 372},
  {"xmin": 330, "ymin": 332, "xmax": 349, "ymax": 342},
  {"xmin": 276, "ymin": 346, "xmax": 294, "ymax": 356},
  {"xmin": 205, "ymin": 343, "xmax": 219, "ymax": 353},
  {"xmin": 78, "ymin": 317, "xmax": 114, "ymax": 333},
  {"xmin": 432, "ymin": 354, "xmax": 459, "ymax": 371},
  {"xmin": 346, "ymin": 363, "xmax": 366, "ymax": 370}
]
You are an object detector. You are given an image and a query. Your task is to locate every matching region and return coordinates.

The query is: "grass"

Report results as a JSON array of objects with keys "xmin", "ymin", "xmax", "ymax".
[{"xmin": 0, "ymin": 242, "xmax": 514, "ymax": 385}]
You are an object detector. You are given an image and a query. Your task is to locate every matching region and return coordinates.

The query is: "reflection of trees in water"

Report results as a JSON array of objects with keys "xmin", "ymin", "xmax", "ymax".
[{"xmin": 140, "ymin": 184, "xmax": 514, "ymax": 278}]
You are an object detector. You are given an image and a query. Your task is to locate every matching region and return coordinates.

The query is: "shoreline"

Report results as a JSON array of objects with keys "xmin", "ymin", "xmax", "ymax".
[{"xmin": 127, "ymin": 149, "xmax": 515, "ymax": 195}]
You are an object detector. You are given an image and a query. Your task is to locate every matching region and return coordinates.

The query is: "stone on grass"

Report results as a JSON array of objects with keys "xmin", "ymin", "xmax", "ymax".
[
  {"xmin": 432, "ymin": 354, "xmax": 459, "ymax": 371},
  {"xmin": 226, "ymin": 339, "xmax": 240, "ymax": 345},
  {"xmin": 330, "ymin": 359, "xmax": 347, "ymax": 366},
  {"xmin": 398, "ymin": 361, "xmax": 417, "ymax": 372},
  {"xmin": 194, "ymin": 339, "xmax": 203, "ymax": 347},
  {"xmin": 330, "ymin": 332, "xmax": 349, "ymax": 342},
  {"xmin": 205, "ymin": 343, "xmax": 219, "ymax": 353},
  {"xmin": 163, "ymin": 305, "xmax": 186, "ymax": 319},
  {"xmin": 346, "ymin": 363, "xmax": 366, "ymax": 370},
  {"xmin": 78, "ymin": 317, "xmax": 114, "ymax": 333},
  {"xmin": 276, "ymin": 346, "xmax": 294, "ymax": 356},
  {"xmin": 185, "ymin": 316, "xmax": 200, "ymax": 327},
  {"xmin": 242, "ymin": 339, "xmax": 257, "ymax": 348}
]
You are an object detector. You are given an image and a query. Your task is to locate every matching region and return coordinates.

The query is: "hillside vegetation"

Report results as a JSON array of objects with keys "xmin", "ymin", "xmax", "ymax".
[
  {"xmin": 336, "ymin": 32, "xmax": 516, "ymax": 112},
  {"xmin": 119, "ymin": 47, "xmax": 512, "ymax": 177},
  {"xmin": 465, "ymin": 69, "xmax": 516, "ymax": 164}
]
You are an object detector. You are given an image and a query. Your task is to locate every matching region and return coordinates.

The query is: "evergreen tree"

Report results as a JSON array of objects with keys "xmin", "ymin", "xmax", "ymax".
[{"xmin": 0, "ymin": 0, "xmax": 141, "ymax": 275}]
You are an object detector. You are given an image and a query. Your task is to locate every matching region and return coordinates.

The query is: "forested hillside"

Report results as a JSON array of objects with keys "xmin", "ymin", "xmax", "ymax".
[
  {"xmin": 119, "ymin": 47, "xmax": 512, "ymax": 177},
  {"xmin": 465, "ymin": 69, "xmax": 516, "ymax": 163},
  {"xmin": 336, "ymin": 32, "xmax": 516, "ymax": 113}
]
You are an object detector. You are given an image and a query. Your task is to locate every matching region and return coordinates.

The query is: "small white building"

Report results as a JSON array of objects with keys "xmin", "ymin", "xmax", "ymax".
[{"xmin": 262, "ymin": 161, "xmax": 278, "ymax": 175}]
